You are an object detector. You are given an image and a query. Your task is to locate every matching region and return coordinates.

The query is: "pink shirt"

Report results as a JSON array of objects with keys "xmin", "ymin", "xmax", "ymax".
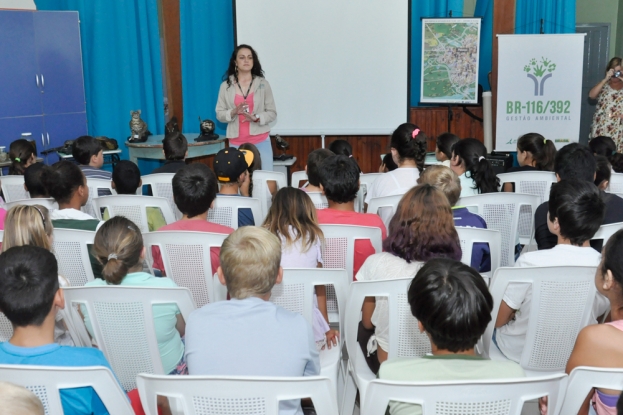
[
  {"xmin": 592, "ymin": 320, "xmax": 623, "ymax": 415},
  {"xmin": 230, "ymin": 93, "xmax": 269, "ymax": 146}
]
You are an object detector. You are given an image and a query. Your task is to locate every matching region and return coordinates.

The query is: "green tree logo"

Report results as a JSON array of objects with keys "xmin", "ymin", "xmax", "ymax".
[{"xmin": 524, "ymin": 57, "xmax": 556, "ymax": 96}]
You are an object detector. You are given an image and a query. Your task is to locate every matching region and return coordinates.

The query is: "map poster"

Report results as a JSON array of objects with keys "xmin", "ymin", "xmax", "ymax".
[
  {"xmin": 495, "ymin": 35, "xmax": 585, "ymax": 151},
  {"xmin": 420, "ymin": 18, "xmax": 481, "ymax": 104}
]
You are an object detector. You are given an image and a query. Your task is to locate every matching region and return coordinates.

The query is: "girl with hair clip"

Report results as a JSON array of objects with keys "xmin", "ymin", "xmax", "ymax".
[
  {"xmin": 8, "ymin": 139, "xmax": 36, "ymax": 175},
  {"xmin": 262, "ymin": 187, "xmax": 338, "ymax": 350},
  {"xmin": 84, "ymin": 216, "xmax": 187, "ymax": 375},
  {"xmin": 502, "ymin": 133, "xmax": 557, "ymax": 192},
  {"xmin": 356, "ymin": 184, "xmax": 462, "ymax": 373},
  {"xmin": 589, "ymin": 136, "xmax": 617, "ymax": 158},
  {"xmin": 2, "ymin": 204, "xmax": 73, "ymax": 345},
  {"xmin": 566, "ymin": 229, "xmax": 623, "ymax": 415},
  {"xmin": 450, "ymin": 137, "xmax": 499, "ymax": 197}
]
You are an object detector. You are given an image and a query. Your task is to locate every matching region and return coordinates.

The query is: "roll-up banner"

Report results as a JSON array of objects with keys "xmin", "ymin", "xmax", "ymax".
[{"xmin": 495, "ymin": 34, "xmax": 585, "ymax": 151}]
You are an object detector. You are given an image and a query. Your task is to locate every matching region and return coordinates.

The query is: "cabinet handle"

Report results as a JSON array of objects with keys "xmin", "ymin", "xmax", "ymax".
[
  {"xmin": 36, "ymin": 75, "xmax": 39, "ymax": 87},
  {"xmin": 41, "ymin": 133, "xmax": 45, "ymax": 147},
  {"xmin": 41, "ymin": 75, "xmax": 45, "ymax": 88},
  {"xmin": 46, "ymin": 133, "xmax": 50, "ymax": 146}
]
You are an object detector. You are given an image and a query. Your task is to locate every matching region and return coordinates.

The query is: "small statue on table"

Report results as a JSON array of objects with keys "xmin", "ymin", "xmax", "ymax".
[{"xmin": 195, "ymin": 117, "xmax": 220, "ymax": 142}]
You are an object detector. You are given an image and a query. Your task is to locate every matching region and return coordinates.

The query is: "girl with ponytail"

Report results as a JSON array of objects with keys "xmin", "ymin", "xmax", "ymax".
[
  {"xmin": 84, "ymin": 216, "xmax": 187, "ymax": 374},
  {"xmin": 8, "ymin": 139, "xmax": 36, "ymax": 175},
  {"xmin": 502, "ymin": 132, "xmax": 557, "ymax": 192},
  {"xmin": 450, "ymin": 138, "xmax": 499, "ymax": 196}
]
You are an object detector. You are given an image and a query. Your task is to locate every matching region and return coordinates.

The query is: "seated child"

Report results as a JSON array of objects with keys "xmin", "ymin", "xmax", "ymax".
[
  {"xmin": 239, "ymin": 142, "xmax": 277, "ymax": 197},
  {"xmin": 379, "ymin": 153, "xmax": 398, "ymax": 173},
  {"xmin": 9, "ymin": 139, "xmax": 36, "ymax": 175},
  {"xmin": 379, "ymin": 258, "xmax": 524, "ymax": 415},
  {"xmin": 104, "ymin": 160, "xmax": 166, "ymax": 231},
  {"xmin": 24, "ymin": 163, "xmax": 50, "ymax": 198},
  {"xmin": 316, "ymin": 155, "xmax": 386, "ymax": 277},
  {"xmin": 329, "ymin": 139, "xmax": 353, "ymax": 157},
  {"xmin": 185, "ymin": 226, "xmax": 320, "ymax": 415},
  {"xmin": 151, "ymin": 163, "xmax": 233, "ymax": 275},
  {"xmin": 450, "ymin": 138, "xmax": 499, "ymax": 197},
  {"xmin": 595, "ymin": 155, "xmax": 612, "ymax": 191},
  {"xmin": 496, "ymin": 179, "xmax": 608, "ymax": 363},
  {"xmin": 72, "ymin": 136, "xmax": 112, "ymax": 197},
  {"xmin": 214, "ymin": 148, "xmax": 255, "ymax": 226},
  {"xmin": 85, "ymin": 216, "xmax": 187, "ymax": 375},
  {"xmin": 151, "ymin": 132, "xmax": 187, "ymax": 174},
  {"xmin": 589, "ymin": 135, "xmax": 616, "ymax": 158},
  {"xmin": 435, "ymin": 132, "xmax": 460, "ymax": 167},
  {"xmin": 300, "ymin": 148, "xmax": 333, "ymax": 192},
  {"xmin": 0, "ymin": 245, "xmax": 122, "ymax": 414}
]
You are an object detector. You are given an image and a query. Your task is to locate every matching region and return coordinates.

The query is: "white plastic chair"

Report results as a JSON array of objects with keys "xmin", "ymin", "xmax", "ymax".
[
  {"xmin": 483, "ymin": 266, "xmax": 598, "ymax": 375},
  {"xmin": 291, "ymin": 170, "xmax": 308, "ymax": 188},
  {"xmin": 361, "ymin": 374, "xmax": 568, "ymax": 415},
  {"xmin": 458, "ymin": 193, "xmax": 540, "ymax": 267},
  {"xmin": 137, "ymin": 374, "xmax": 339, "ymax": 415},
  {"xmin": 4, "ymin": 197, "xmax": 57, "ymax": 210},
  {"xmin": 92, "ymin": 195, "xmax": 176, "ymax": 233},
  {"xmin": 455, "ymin": 227, "xmax": 502, "ymax": 281},
  {"xmin": 83, "ymin": 178, "xmax": 116, "ymax": 218},
  {"xmin": 52, "ymin": 228, "xmax": 96, "ymax": 286},
  {"xmin": 140, "ymin": 173, "xmax": 182, "ymax": 220},
  {"xmin": 252, "ymin": 170, "xmax": 287, "ymax": 218},
  {"xmin": 560, "ymin": 367, "xmax": 623, "ymax": 414},
  {"xmin": 591, "ymin": 222, "xmax": 623, "ymax": 250},
  {"xmin": 143, "ymin": 231, "xmax": 229, "ymax": 306},
  {"xmin": 608, "ymin": 172, "xmax": 623, "ymax": 193},
  {"xmin": 63, "ymin": 286, "xmax": 196, "ymax": 391},
  {"xmin": 359, "ymin": 173, "xmax": 383, "ymax": 198},
  {"xmin": 0, "ymin": 313, "xmax": 12, "ymax": 342},
  {"xmin": 0, "ymin": 175, "xmax": 28, "ymax": 202},
  {"xmin": 0, "ymin": 365, "xmax": 134, "ymax": 415},
  {"xmin": 208, "ymin": 195, "xmax": 263, "ymax": 229},
  {"xmin": 342, "ymin": 278, "xmax": 432, "ymax": 415},
  {"xmin": 306, "ymin": 191, "xmax": 328, "ymax": 210},
  {"xmin": 366, "ymin": 194, "xmax": 404, "ymax": 230}
]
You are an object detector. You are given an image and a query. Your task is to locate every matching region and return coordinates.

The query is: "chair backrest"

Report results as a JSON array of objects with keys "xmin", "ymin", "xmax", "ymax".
[
  {"xmin": 4, "ymin": 197, "xmax": 58, "ymax": 210},
  {"xmin": 140, "ymin": 173, "xmax": 182, "ymax": 220},
  {"xmin": 0, "ymin": 313, "xmax": 12, "ymax": 342},
  {"xmin": 143, "ymin": 231, "xmax": 229, "ymax": 306},
  {"xmin": 0, "ymin": 175, "xmax": 29, "ymax": 202},
  {"xmin": 359, "ymin": 173, "xmax": 383, "ymax": 198},
  {"xmin": 52, "ymin": 228, "xmax": 96, "ymax": 286},
  {"xmin": 208, "ymin": 195, "xmax": 263, "ymax": 229},
  {"xmin": 483, "ymin": 266, "xmax": 597, "ymax": 373},
  {"xmin": 92, "ymin": 195, "xmax": 176, "ymax": 233},
  {"xmin": 361, "ymin": 374, "xmax": 567, "ymax": 415},
  {"xmin": 591, "ymin": 222, "xmax": 623, "ymax": 250},
  {"xmin": 457, "ymin": 193, "xmax": 540, "ymax": 267},
  {"xmin": 560, "ymin": 367, "xmax": 623, "ymax": 414},
  {"xmin": 63, "ymin": 286, "xmax": 196, "ymax": 391},
  {"xmin": 306, "ymin": 191, "xmax": 328, "ymax": 210},
  {"xmin": 0, "ymin": 365, "xmax": 134, "ymax": 415},
  {"xmin": 137, "ymin": 374, "xmax": 338, "ymax": 415},
  {"xmin": 455, "ymin": 227, "xmax": 502, "ymax": 279},
  {"xmin": 291, "ymin": 170, "xmax": 308, "ymax": 188},
  {"xmin": 252, "ymin": 170, "xmax": 287, "ymax": 218},
  {"xmin": 366, "ymin": 194, "xmax": 404, "ymax": 229},
  {"xmin": 83, "ymin": 178, "xmax": 116, "ymax": 218},
  {"xmin": 608, "ymin": 172, "xmax": 623, "ymax": 193}
]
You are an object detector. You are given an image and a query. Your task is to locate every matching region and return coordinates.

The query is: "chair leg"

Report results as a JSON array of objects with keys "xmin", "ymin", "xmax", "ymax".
[{"xmin": 341, "ymin": 369, "xmax": 357, "ymax": 415}]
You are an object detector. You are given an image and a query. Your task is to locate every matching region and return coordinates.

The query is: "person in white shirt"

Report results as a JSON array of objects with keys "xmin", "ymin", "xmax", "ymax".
[{"xmin": 495, "ymin": 179, "xmax": 607, "ymax": 362}]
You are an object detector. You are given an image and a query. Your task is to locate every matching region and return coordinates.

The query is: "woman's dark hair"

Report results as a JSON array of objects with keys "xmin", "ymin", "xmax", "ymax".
[
  {"xmin": 42, "ymin": 161, "xmax": 85, "ymax": 205},
  {"xmin": 163, "ymin": 132, "xmax": 188, "ymax": 160},
  {"xmin": 329, "ymin": 140, "xmax": 353, "ymax": 157},
  {"xmin": 9, "ymin": 139, "xmax": 35, "ymax": 175},
  {"xmin": 612, "ymin": 153, "xmax": 623, "ymax": 174},
  {"xmin": 390, "ymin": 123, "xmax": 427, "ymax": 171},
  {"xmin": 601, "ymin": 229, "xmax": 623, "ymax": 289},
  {"xmin": 239, "ymin": 143, "xmax": 261, "ymax": 196},
  {"xmin": 589, "ymin": 136, "xmax": 617, "ymax": 158},
  {"xmin": 382, "ymin": 153, "xmax": 398, "ymax": 171},
  {"xmin": 451, "ymin": 138, "xmax": 499, "ymax": 193},
  {"xmin": 93, "ymin": 217, "xmax": 143, "ymax": 285},
  {"xmin": 408, "ymin": 258, "xmax": 493, "ymax": 352},
  {"xmin": 24, "ymin": 162, "xmax": 49, "ymax": 198},
  {"xmin": 516, "ymin": 133, "xmax": 557, "ymax": 171},
  {"xmin": 383, "ymin": 184, "xmax": 462, "ymax": 262},
  {"xmin": 223, "ymin": 44, "xmax": 265, "ymax": 87},
  {"xmin": 436, "ymin": 132, "xmax": 460, "ymax": 160},
  {"xmin": 595, "ymin": 155, "xmax": 612, "ymax": 188}
]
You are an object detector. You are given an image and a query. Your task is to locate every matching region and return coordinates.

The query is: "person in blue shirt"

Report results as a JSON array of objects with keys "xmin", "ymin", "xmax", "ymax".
[
  {"xmin": 0, "ymin": 245, "xmax": 122, "ymax": 415},
  {"xmin": 214, "ymin": 148, "xmax": 256, "ymax": 227}
]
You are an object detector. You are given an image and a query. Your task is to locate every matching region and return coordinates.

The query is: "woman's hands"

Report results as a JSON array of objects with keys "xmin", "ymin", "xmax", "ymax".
[{"xmin": 230, "ymin": 102, "xmax": 249, "ymax": 118}]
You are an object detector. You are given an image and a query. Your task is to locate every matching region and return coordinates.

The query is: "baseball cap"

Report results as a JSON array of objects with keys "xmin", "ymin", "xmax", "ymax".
[{"xmin": 213, "ymin": 148, "xmax": 254, "ymax": 182}]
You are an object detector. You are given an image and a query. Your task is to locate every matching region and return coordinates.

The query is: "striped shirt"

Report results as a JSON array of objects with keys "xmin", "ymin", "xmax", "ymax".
[{"xmin": 79, "ymin": 165, "xmax": 112, "ymax": 196}]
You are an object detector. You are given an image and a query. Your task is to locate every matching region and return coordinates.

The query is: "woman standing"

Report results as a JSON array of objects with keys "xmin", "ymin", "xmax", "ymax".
[
  {"xmin": 590, "ymin": 57, "xmax": 623, "ymax": 151},
  {"xmin": 216, "ymin": 45, "xmax": 277, "ymax": 171}
]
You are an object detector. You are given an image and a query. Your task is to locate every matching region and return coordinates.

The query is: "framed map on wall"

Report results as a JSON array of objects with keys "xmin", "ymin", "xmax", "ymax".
[{"xmin": 420, "ymin": 18, "xmax": 481, "ymax": 104}]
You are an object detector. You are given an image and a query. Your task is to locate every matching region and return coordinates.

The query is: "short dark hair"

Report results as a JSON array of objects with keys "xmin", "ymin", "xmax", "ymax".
[
  {"xmin": 595, "ymin": 155, "xmax": 612, "ymax": 188},
  {"xmin": 408, "ymin": 258, "xmax": 492, "ymax": 352},
  {"xmin": 436, "ymin": 132, "xmax": 460, "ymax": 160},
  {"xmin": 548, "ymin": 180, "xmax": 605, "ymax": 245},
  {"xmin": 163, "ymin": 132, "xmax": 188, "ymax": 161},
  {"xmin": 554, "ymin": 143, "xmax": 596, "ymax": 182},
  {"xmin": 24, "ymin": 162, "xmax": 49, "ymax": 198},
  {"xmin": 112, "ymin": 160, "xmax": 141, "ymax": 194},
  {"xmin": 307, "ymin": 149, "xmax": 334, "ymax": 186},
  {"xmin": 382, "ymin": 153, "xmax": 398, "ymax": 171},
  {"xmin": 172, "ymin": 163, "xmax": 217, "ymax": 218},
  {"xmin": 317, "ymin": 155, "xmax": 359, "ymax": 203},
  {"xmin": 43, "ymin": 161, "xmax": 85, "ymax": 205},
  {"xmin": 328, "ymin": 140, "xmax": 353, "ymax": 157},
  {"xmin": 72, "ymin": 135, "xmax": 102, "ymax": 165},
  {"xmin": 0, "ymin": 246, "xmax": 59, "ymax": 327},
  {"xmin": 612, "ymin": 153, "xmax": 623, "ymax": 174},
  {"xmin": 589, "ymin": 136, "xmax": 616, "ymax": 157}
]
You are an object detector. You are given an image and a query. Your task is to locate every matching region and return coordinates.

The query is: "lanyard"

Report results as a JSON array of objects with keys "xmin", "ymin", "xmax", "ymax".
[{"xmin": 236, "ymin": 77, "xmax": 254, "ymax": 101}]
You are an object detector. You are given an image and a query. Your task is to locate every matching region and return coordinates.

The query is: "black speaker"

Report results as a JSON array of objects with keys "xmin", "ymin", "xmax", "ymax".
[{"xmin": 487, "ymin": 152, "xmax": 512, "ymax": 175}]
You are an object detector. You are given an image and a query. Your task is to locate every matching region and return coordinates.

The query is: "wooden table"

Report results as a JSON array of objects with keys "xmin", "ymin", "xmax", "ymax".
[{"xmin": 125, "ymin": 135, "xmax": 226, "ymax": 165}]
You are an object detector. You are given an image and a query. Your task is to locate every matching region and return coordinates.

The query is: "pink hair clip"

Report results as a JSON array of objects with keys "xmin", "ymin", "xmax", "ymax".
[{"xmin": 412, "ymin": 128, "xmax": 420, "ymax": 139}]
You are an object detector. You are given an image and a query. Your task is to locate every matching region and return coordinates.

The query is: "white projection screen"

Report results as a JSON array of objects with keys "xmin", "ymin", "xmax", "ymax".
[{"xmin": 234, "ymin": 0, "xmax": 409, "ymax": 135}]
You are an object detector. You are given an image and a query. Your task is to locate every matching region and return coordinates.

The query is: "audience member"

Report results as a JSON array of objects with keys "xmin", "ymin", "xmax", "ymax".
[
  {"xmin": 214, "ymin": 148, "xmax": 256, "ymax": 226},
  {"xmin": 328, "ymin": 139, "xmax": 353, "ymax": 157},
  {"xmin": 238, "ymin": 142, "xmax": 278, "ymax": 198},
  {"xmin": 151, "ymin": 163, "xmax": 233, "ymax": 275},
  {"xmin": 301, "ymin": 148, "xmax": 333, "ymax": 192},
  {"xmin": 0, "ymin": 245, "xmax": 121, "ymax": 414},
  {"xmin": 379, "ymin": 258, "xmax": 524, "ymax": 415},
  {"xmin": 589, "ymin": 135, "xmax": 617, "ymax": 158},
  {"xmin": 72, "ymin": 136, "xmax": 112, "ymax": 194},
  {"xmin": 612, "ymin": 153, "xmax": 623, "ymax": 174},
  {"xmin": 0, "ymin": 382, "xmax": 44, "ymax": 415},
  {"xmin": 450, "ymin": 138, "xmax": 499, "ymax": 197},
  {"xmin": 8, "ymin": 139, "xmax": 36, "ymax": 175},
  {"xmin": 263, "ymin": 187, "xmax": 337, "ymax": 350},
  {"xmin": 23, "ymin": 162, "xmax": 49, "ymax": 198},
  {"xmin": 316, "ymin": 155, "xmax": 386, "ymax": 277},
  {"xmin": 357, "ymin": 184, "xmax": 462, "ymax": 373},
  {"xmin": 379, "ymin": 152, "xmax": 398, "ymax": 172},
  {"xmin": 185, "ymin": 226, "xmax": 320, "ymax": 415},
  {"xmin": 435, "ymin": 132, "xmax": 460, "ymax": 167},
  {"xmin": 502, "ymin": 133, "xmax": 557, "ymax": 192},
  {"xmin": 596, "ymin": 155, "xmax": 612, "ymax": 190},
  {"xmin": 151, "ymin": 132, "xmax": 188, "ymax": 174},
  {"xmin": 496, "ymin": 180, "xmax": 607, "ymax": 363}
]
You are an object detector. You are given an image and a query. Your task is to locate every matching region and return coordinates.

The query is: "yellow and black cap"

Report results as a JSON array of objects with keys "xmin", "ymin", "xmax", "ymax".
[{"xmin": 213, "ymin": 148, "xmax": 254, "ymax": 182}]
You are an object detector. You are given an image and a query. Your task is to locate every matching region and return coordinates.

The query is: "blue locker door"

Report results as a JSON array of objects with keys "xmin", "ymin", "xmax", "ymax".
[
  {"xmin": 0, "ymin": 11, "xmax": 43, "ymax": 118},
  {"xmin": 34, "ymin": 11, "xmax": 86, "ymax": 115},
  {"xmin": 0, "ymin": 116, "xmax": 46, "ymax": 156},
  {"xmin": 43, "ymin": 112, "xmax": 88, "ymax": 150}
]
